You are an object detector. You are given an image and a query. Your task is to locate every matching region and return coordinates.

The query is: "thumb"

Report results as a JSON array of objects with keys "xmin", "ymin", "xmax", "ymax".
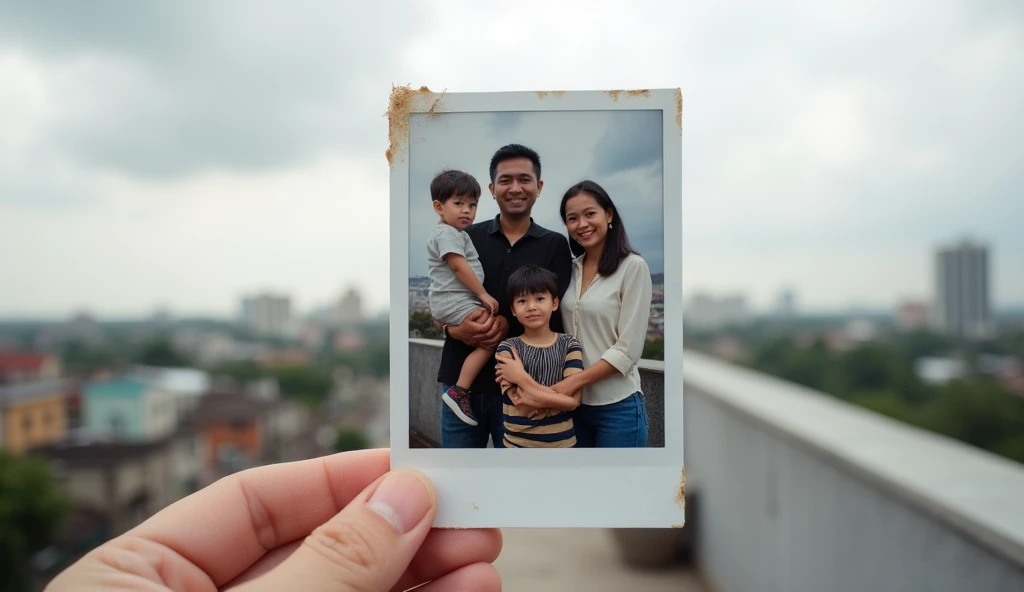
[{"xmin": 241, "ymin": 469, "xmax": 437, "ymax": 592}]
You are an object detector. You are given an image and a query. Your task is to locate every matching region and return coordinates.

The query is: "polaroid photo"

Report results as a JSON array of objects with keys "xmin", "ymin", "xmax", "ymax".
[{"xmin": 388, "ymin": 87, "xmax": 683, "ymax": 528}]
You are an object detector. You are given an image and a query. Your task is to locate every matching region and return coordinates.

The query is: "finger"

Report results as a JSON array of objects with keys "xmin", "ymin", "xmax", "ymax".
[
  {"xmin": 222, "ymin": 540, "xmax": 301, "ymax": 589},
  {"xmin": 391, "ymin": 528, "xmax": 502, "ymax": 592},
  {"xmin": 238, "ymin": 469, "xmax": 436, "ymax": 592},
  {"xmin": 131, "ymin": 448, "xmax": 390, "ymax": 586},
  {"xmin": 226, "ymin": 528, "xmax": 501, "ymax": 592},
  {"xmin": 407, "ymin": 562, "xmax": 502, "ymax": 592}
]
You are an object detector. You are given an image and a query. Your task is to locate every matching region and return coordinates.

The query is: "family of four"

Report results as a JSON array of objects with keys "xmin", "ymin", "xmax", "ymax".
[{"xmin": 425, "ymin": 144, "xmax": 654, "ymax": 449}]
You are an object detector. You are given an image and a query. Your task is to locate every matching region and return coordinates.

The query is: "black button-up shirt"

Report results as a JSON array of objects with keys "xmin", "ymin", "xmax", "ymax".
[{"xmin": 436, "ymin": 214, "xmax": 573, "ymax": 394}]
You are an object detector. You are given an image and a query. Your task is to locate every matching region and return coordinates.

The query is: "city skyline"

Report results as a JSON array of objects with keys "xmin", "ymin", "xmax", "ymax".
[{"xmin": 1, "ymin": 3, "xmax": 1023, "ymax": 318}]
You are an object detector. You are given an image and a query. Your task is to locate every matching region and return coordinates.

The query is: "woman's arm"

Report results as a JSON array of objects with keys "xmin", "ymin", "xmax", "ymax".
[
  {"xmin": 600, "ymin": 258, "xmax": 653, "ymax": 374},
  {"xmin": 555, "ymin": 258, "xmax": 653, "ymax": 393}
]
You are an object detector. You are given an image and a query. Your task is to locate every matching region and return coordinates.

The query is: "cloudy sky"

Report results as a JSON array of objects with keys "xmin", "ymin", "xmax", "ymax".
[
  {"xmin": 0, "ymin": 0, "xmax": 1021, "ymax": 318},
  {"xmin": 407, "ymin": 109, "xmax": 664, "ymax": 277}
]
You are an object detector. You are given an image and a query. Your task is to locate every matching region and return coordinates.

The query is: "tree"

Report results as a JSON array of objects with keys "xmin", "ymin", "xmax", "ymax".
[
  {"xmin": 642, "ymin": 338, "xmax": 664, "ymax": 361},
  {"xmin": 409, "ymin": 311, "xmax": 442, "ymax": 339},
  {"xmin": 135, "ymin": 339, "xmax": 191, "ymax": 367},
  {"xmin": 333, "ymin": 428, "xmax": 370, "ymax": 452},
  {"xmin": 0, "ymin": 451, "xmax": 72, "ymax": 591}
]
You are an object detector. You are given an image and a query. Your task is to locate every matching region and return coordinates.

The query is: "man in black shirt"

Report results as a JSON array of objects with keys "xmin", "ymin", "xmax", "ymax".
[{"xmin": 437, "ymin": 144, "xmax": 573, "ymax": 448}]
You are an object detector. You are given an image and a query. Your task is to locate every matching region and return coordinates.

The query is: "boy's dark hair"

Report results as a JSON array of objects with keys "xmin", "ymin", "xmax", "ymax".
[
  {"xmin": 506, "ymin": 264, "xmax": 559, "ymax": 302},
  {"xmin": 430, "ymin": 169, "xmax": 481, "ymax": 203},
  {"xmin": 489, "ymin": 144, "xmax": 541, "ymax": 183}
]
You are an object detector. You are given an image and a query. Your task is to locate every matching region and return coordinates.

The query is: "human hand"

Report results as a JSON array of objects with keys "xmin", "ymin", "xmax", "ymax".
[
  {"xmin": 528, "ymin": 408, "xmax": 557, "ymax": 420},
  {"xmin": 480, "ymin": 294, "xmax": 499, "ymax": 316},
  {"xmin": 494, "ymin": 347, "xmax": 528, "ymax": 386},
  {"xmin": 46, "ymin": 449, "xmax": 501, "ymax": 592},
  {"xmin": 478, "ymin": 315, "xmax": 508, "ymax": 350},
  {"xmin": 447, "ymin": 309, "xmax": 493, "ymax": 347}
]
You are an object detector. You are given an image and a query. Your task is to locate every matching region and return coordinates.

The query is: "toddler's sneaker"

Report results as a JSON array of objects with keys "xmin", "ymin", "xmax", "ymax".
[{"xmin": 442, "ymin": 385, "xmax": 478, "ymax": 426}]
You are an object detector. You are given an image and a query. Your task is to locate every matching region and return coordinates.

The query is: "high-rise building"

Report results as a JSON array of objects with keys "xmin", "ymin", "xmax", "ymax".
[
  {"xmin": 335, "ymin": 287, "xmax": 364, "ymax": 326},
  {"xmin": 240, "ymin": 293, "xmax": 293, "ymax": 338},
  {"xmin": 685, "ymin": 292, "xmax": 750, "ymax": 331},
  {"xmin": 934, "ymin": 239, "xmax": 993, "ymax": 340},
  {"xmin": 775, "ymin": 288, "xmax": 798, "ymax": 318}
]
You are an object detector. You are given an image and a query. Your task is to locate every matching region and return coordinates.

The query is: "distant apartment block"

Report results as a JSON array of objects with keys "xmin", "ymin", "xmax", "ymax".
[
  {"xmin": 0, "ymin": 352, "xmax": 69, "ymax": 454},
  {"xmin": 240, "ymin": 292, "xmax": 294, "ymax": 338},
  {"xmin": 685, "ymin": 292, "xmax": 750, "ymax": 331},
  {"xmin": 0, "ymin": 351, "xmax": 62, "ymax": 384},
  {"xmin": 83, "ymin": 378, "xmax": 178, "ymax": 441},
  {"xmin": 0, "ymin": 380, "xmax": 69, "ymax": 454},
  {"xmin": 335, "ymin": 287, "xmax": 364, "ymax": 326},
  {"xmin": 934, "ymin": 239, "xmax": 993, "ymax": 340}
]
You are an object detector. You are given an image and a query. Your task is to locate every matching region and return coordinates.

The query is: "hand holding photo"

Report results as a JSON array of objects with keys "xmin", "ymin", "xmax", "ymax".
[{"xmin": 389, "ymin": 87, "xmax": 683, "ymax": 528}]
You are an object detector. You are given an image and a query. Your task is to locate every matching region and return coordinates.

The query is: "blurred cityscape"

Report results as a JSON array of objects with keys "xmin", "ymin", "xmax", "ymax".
[
  {"xmin": 682, "ymin": 237, "xmax": 1024, "ymax": 467},
  {"xmin": 0, "ymin": 286, "xmax": 390, "ymax": 589},
  {"xmin": 3, "ymin": 232, "xmax": 1022, "ymax": 587}
]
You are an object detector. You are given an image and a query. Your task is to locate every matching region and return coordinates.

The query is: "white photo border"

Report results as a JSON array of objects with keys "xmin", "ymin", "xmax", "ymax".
[{"xmin": 389, "ymin": 88, "xmax": 684, "ymax": 528}]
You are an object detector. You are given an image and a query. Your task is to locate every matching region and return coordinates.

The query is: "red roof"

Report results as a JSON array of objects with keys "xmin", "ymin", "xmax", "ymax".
[{"xmin": 0, "ymin": 352, "xmax": 49, "ymax": 371}]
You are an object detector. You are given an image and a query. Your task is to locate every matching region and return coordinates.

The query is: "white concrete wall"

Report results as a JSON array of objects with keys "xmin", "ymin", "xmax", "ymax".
[{"xmin": 684, "ymin": 351, "xmax": 1024, "ymax": 592}]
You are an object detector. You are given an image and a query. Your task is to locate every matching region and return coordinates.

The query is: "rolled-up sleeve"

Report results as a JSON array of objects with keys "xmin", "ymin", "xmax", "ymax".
[{"xmin": 600, "ymin": 257, "xmax": 653, "ymax": 374}]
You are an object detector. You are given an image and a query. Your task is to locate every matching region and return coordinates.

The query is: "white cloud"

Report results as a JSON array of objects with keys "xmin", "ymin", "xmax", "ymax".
[{"xmin": 1, "ymin": 0, "xmax": 1022, "ymax": 317}]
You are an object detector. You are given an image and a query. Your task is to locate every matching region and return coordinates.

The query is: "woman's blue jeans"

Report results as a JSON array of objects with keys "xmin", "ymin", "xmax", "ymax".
[{"xmin": 573, "ymin": 391, "xmax": 649, "ymax": 448}]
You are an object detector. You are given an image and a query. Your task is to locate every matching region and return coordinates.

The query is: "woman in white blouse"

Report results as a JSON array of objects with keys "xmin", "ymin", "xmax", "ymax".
[{"xmin": 495, "ymin": 180, "xmax": 653, "ymax": 447}]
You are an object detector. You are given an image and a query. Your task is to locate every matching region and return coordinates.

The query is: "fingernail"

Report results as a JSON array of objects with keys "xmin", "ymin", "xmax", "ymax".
[{"xmin": 366, "ymin": 471, "xmax": 434, "ymax": 534}]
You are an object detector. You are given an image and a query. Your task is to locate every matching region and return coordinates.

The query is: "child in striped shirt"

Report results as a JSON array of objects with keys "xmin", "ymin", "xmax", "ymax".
[{"xmin": 494, "ymin": 265, "xmax": 584, "ymax": 448}]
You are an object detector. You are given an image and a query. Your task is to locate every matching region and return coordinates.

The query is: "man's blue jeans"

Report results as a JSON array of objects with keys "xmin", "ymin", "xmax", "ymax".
[
  {"xmin": 439, "ymin": 383, "xmax": 506, "ymax": 448},
  {"xmin": 573, "ymin": 391, "xmax": 649, "ymax": 448}
]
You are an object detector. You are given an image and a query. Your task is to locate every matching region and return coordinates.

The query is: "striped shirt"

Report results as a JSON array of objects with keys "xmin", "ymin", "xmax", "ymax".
[{"xmin": 497, "ymin": 333, "xmax": 584, "ymax": 448}]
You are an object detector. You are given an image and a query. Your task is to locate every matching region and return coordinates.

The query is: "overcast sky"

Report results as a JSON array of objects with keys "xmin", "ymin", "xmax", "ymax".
[
  {"xmin": 407, "ymin": 110, "xmax": 664, "ymax": 277},
  {"xmin": 0, "ymin": 0, "xmax": 1021, "ymax": 318}
]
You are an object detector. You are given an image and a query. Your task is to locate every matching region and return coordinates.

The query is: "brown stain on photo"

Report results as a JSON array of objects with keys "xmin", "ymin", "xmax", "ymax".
[
  {"xmin": 672, "ymin": 465, "xmax": 686, "ymax": 528},
  {"xmin": 675, "ymin": 88, "xmax": 683, "ymax": 135},
  {"xmin": 536, "ymin": 90, "xmax": 566, "ymax": 100},
  {"xmin": 386, "ymin": 84, "xmax": 436, "ymax": 166},
  {"xmin": 603, "ymin": 89, "xmax": 650, "ymax": 102},
  {"xmin": 471, "ymin": 503, "xmax": 480, "ymax": 511}
]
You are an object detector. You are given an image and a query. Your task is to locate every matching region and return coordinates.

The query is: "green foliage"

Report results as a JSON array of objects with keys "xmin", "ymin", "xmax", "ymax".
[
  {"xmin": 134, "ymin": 339, "xmax": 191, "ymax": 367},
  {"xmin": 333, "ymin": 428, "xmax": 370, "ymax": 453},
  {"xmin": 0, "ymin": 451, "xmax": 72, "ymax": 591},
  {"xmin": 745, "ymin": 331, "xmax": 1024, "ymax": 467},
  {"xmin": 409, "ymin": 311, "xmax": 442, "ymax": 339},
  {"xmin": 642, "ymin": 338, "xmax": 664, "ymax": 361}
]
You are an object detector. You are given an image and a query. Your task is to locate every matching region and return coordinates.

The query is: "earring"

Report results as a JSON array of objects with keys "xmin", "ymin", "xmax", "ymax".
[{"xmin": 609, "ymin": 222, "xmax": 613, "ymax": 228}]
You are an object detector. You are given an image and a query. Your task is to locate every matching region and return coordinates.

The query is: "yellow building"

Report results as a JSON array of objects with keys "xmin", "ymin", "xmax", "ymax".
[{"xmin": 0, "ymin": 380, "xmax": 68, "ymax": 455}]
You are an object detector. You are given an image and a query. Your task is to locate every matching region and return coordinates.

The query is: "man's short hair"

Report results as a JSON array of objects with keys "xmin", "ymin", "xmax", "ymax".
[
  {"xmin": 507, "ymin": 264, "xmax": 559, "ymax": 302},
  {"xmin": 489, "ymin": 144, "xmax": 541, "ymax": 183},
  {"xmin": 430, "ymin": 169, "xmax": 481, "ymax": 203}
]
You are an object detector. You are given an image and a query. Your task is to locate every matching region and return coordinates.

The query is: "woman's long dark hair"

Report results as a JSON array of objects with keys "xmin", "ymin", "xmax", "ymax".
[{"xmin": 559, "ymin": 180, "xmax": 639, "ymax": 276}]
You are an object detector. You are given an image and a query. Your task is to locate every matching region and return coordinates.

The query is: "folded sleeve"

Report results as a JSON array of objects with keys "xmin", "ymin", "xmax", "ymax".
[
  {"xmin": 600, "ymin": 257, "xmax": 653, "ymax": 375},
  {"xmin": 433, "ymin": 225, "xmax": 468, "ymax": 259}
]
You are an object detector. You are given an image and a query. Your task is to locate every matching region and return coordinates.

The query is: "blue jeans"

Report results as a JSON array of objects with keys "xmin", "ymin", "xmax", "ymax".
[
  {"xmin": 439, "ymin": 383, "xmax": 505, "ymax": 448},
  {"xmin": 573, "ymin": 391, "xmax": 649, "ymax": 448}
]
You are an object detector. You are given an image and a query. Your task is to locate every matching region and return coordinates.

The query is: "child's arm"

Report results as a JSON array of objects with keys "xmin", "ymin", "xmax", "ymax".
[
  {"xmin": 509, "ymin": 373, "xmax": 582, "ymax": 411},
  {"xmin": 445, "ymin": 253, "xmax": 498, "ymax": 314}
]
